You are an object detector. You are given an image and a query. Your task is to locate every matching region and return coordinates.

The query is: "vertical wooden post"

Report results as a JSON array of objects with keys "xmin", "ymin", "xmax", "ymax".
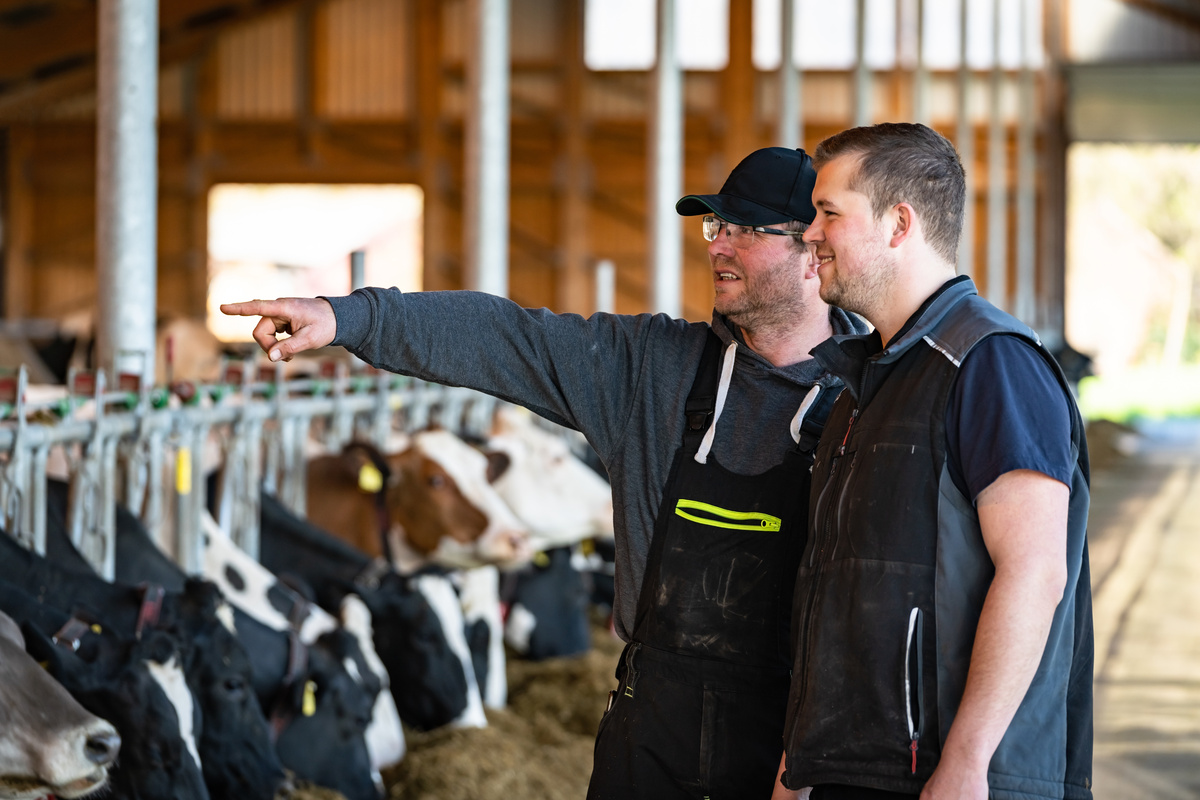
[
  {"xmin": 1039, "ymin": 0, "xmax": 1068, "ymax": 347},
  {"xmin": 556, "ymin": 0, "xmax": 591, "ymax": 314},
  {"xmin": 955, "ymin": 0, "xmax": 975, "ymax": 278},
  {"xmin": 985, "ymin": 0, "xmax": 1008, "ymax": 310},
  {"xmin": 186, "ymin": 53, "xmax": 215, "ymax": 320},
  {"xmin": 724, "ymin": 0, "xmax": 755, "ymax": 167},
  {"xmin": 3, "ymin": 126, "xmax": 33, "ymax": 320},
  {"xmin": 415, "ymin": 0, "xmax": 447, "ymax": 291}
]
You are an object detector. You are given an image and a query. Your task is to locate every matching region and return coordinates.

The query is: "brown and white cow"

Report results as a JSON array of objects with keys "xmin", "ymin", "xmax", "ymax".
[
  {"xmin": 486, "ymin": 406, "xmax": 614, "ymax": 552},
  {"xmin": 305, "ymin": 430, "xmax": 531, "ymax": 573},
  {"xmin": 0, "ymin": 610, "xmax": 121, "ymax": 800}
]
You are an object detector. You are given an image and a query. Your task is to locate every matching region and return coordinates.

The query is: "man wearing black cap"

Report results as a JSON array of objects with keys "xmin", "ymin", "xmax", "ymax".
[{"xmin": 223, "ymin": 147, "xmax": 866, "ymax": 798}]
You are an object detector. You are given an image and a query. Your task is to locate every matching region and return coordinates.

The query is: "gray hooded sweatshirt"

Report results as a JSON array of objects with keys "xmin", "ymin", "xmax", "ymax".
[{"xmin": 326, "ymin": 287, "xmax": 866, "ymax": 641}]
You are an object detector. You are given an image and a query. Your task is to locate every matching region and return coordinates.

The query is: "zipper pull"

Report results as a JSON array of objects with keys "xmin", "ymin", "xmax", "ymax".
[
  {"xmin": 910, "ymin": 736, "xmax": 919, "ymax": 774},
  {"xmin": 838, "ymin": 409, "xmax": 859, "ymax": 456}
]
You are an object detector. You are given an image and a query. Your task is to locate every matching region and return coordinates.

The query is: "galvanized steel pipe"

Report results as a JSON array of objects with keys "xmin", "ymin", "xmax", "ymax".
[
  {"xmin": 464, "ymin": 0, "xmax": 511, "ymax": 297},
  {"xmin": 96, "ymin": 0, "xmax": 159, "ymax": 387},
  {"xmin": 649, "ymin": 0, "xmax": 683, "ymax": 317}
]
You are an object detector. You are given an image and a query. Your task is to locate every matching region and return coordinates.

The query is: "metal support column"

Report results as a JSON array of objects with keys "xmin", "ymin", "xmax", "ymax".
[
  {"xmin": 986, "ymin": 0, "xmax": 1008, "ymax": 310},
  {"xmin": 96, "ymin": 0, "xmax": 159, "ymax": 386},
  {"xmin": 463, "ymin": 0, "xmax": 510, "ymax": 297},
  {"xmin": 1014, "ymin": 0, "xmax": 1037, "ymax": 325},
  {"xmin": 779, "ymin": 0, "xmax": 802, "ymax": 149},
  {"xmin": 955, "ymin": 0, "xmax": 975, "ymax": 277},
  {"xmin": 854, "ymin": 0, "xmax": 871, "ymax": 127},
  {"xmin": 649, "ymin": 0, "xmax": 682, "ymax": 317}
]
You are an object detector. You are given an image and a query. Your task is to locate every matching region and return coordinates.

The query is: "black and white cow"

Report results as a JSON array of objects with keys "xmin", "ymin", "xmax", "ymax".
[
  {"xmin": 258, "ymin": 491, "xmax": 483, "ymax": 731},
  {"xmin": 0, "ymin": 532, "xmax": 286, "ymax": 800},
  {"xmin": 0, "ymin": 608, "xmax": 120, "ymax": 800},
  {"xmin": 42, "ymin": 479, "xmax": 392, "ymax": 800},
  {"xmin": 200, "ymin": 514, "xmax": 403, "ymax": 798},
  {"xmin": 0, "ymin": 581, "xmax": 210, "ymax": 800}
]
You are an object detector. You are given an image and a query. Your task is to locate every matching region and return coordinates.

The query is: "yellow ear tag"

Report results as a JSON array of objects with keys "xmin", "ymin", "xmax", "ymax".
[
  {"xmin": 533, "ymin": 551, "xmax": 550, "ymax": 568},
  {"xmin": 580, "ymin": 538, "xmax": 595, "ymax": 557},
  {"xmin": 90, "ymin": 624, "xmax": 102, "ymax": 634},
  {"xmin": 302, "ymin": 680, "xmax": 318, "ymax": 717},
  {"xmin": 358, "ymin": 463, "xmax": 383, "ymax": 493}
]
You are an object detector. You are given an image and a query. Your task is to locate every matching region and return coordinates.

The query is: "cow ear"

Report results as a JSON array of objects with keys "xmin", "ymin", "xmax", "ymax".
[
  {"xmin": 20, "ymin": 622, "xmax": 78, "ymax": 680},
  {"xmin": 485, "ymin": 451, "xmax": 511, "ymax": 483},
  {"xmin": 0, "ymin": 610, "xmax": 23, "ymax": 647}
]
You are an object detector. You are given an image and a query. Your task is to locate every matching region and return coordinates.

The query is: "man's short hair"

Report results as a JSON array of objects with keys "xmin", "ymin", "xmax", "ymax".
[{"xmin": 813, "ymin": 123, "xmax": 965, "ymax": 265}]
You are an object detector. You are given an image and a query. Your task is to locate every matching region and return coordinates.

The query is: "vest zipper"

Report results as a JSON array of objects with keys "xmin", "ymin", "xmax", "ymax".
[
  {"xmin": 673, "ymin": 499, "xmax": 782, "ymax": 532},
  {"xmin": 905, "ymin": 607, "xmax": 925, "ymax": 774},
  {"xmin": 791, "ymin": 364, "xmax": 868, "ymax": 757},
  {"xmin": 794, "ymin": 402, "xmax": 859, "ymax": 727}
]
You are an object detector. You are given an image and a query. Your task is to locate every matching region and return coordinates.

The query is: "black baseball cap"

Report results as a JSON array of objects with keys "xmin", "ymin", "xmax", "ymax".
[{"xmin": 675, "ymin": 147, "xmax": 817, "ymax": 226}]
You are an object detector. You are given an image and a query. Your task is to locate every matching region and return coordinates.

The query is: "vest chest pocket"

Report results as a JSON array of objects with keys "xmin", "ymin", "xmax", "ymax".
[{"xmin": 674, "ymin": 499, "xmax": 782, "ymax": 532}]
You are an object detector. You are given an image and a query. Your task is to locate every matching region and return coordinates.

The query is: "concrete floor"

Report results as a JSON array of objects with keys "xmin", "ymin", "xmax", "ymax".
[{"xmin": 1089, "ymin": 418, "xmax": 1200, "ymax": 799}]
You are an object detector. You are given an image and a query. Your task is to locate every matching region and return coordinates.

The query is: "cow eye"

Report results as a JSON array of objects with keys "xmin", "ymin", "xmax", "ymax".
[
  {"xmin": 223, "ymin": 675, "xmax": 247, "ymax": 699},
  {"xmin": 428, "ymin": 474, "xmax": 446, "ymax": 489}
]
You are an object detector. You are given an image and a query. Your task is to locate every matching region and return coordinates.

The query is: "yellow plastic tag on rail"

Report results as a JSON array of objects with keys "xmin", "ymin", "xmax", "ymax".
[{"xmin": 176, "ymin": 448, "xmax": 192, "ymax": 495}]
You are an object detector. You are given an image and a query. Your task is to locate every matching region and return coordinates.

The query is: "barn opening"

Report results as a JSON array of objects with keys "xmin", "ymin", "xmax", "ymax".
[
  {"xmin": 1067, "ymin": 143, "xmax": 1200, "ymax": 421},
  {"xmin": 206, "ymin": 184, "xmax": 423, "ymax": 343}
]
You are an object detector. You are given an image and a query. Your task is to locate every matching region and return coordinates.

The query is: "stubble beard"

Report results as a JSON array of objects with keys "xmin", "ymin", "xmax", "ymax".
[
  {"xmin": 818, "ymin": 245, "xmax": 897, "ymax": 324},
  {"xmin": 715, "ymin": 250, "xmax": 810, "ymax": 337}
]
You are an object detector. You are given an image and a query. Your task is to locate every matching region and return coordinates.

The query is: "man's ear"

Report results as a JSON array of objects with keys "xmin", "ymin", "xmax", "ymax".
[{"xmin": 889, "ymin": 203, "xmax": 917, "ymax": 247}]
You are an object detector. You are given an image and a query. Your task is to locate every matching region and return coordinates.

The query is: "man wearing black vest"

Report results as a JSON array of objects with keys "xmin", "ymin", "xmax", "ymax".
[
  {"xmin": 224, "ymin": 147, "xmax": 867, "ymax": 798},
  {"xmin": 777, "ymin": 123, "xmax": 1093, "ymax": 800}
]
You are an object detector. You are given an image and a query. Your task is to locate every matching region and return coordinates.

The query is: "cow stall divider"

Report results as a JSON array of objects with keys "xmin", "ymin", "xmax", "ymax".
[{"xmin": 0, "ymin": 358, "xmax": 542, "ymax": 580}]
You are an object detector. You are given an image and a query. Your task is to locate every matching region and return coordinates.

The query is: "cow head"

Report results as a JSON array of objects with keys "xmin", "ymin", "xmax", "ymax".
[
  {"xmin": 355, "ymin": 572, "xmax": 471, "ymax": 731},
  {"xmin": 387, "ymin": 430, "xmax": 531, "ymax": 570},
  {"xmin": 22, "ymin": 623, "xmax": 211, "ymax": 800},
  {"xmin": 171, "ymin": 580, "xmax": 286, "ymax": 800},
  {"xmin": 487, "ymin": 407, "xmax": 615, "ymax": 550},
  {"xmin": 276, "ymin": 631, "xmax": 380, "ymax": 800},
  {"xmin": 0, "ymin": 613, "xmax": 119, "ymax": 800},
  {"xmin": 340, "ymin": 594, "xmax": 406, "ymax": 772}
]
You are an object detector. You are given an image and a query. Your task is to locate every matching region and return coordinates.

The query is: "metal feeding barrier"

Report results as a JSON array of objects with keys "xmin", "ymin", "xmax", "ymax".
[{"xmin": 0, "ymin": 359, "xmax": 502, "ymax": 580}]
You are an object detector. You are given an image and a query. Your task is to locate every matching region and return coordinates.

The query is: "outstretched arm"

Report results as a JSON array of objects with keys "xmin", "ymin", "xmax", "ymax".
[
  {"xmin": 919, "ymin": 469, "xmax": 1069, "ymax": 800},
  {"xmin": 221, "ymin": 297, "xmax": 336, "ymax": 362}
]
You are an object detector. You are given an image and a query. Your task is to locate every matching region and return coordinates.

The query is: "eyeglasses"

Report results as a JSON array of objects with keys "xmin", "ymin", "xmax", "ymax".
[{"xmin": 702, "ymin": 215, "xmax": 807, "ymax": 246}]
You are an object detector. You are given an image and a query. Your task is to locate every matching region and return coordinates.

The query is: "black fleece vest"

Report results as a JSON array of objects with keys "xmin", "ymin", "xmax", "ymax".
[{"xmin": 783, "ymin": 289, "xmax": 1094, "ymax": 800}]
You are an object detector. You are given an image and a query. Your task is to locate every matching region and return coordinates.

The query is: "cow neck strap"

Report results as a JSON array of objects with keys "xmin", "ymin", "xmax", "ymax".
[
  {"xmin": 136, "ymin": 583, "xmax": 165, "ymax": 639},
  {"xmin": 354, "ymin": 557, "xmax": 392, "ymax": 590},
  {"xmin": 52, "ymin": 617, "xmax": 95, "ymax": 652},
  {"xmin": 269, "ymin": 589, "xmax": 313, "ymax": 742}
]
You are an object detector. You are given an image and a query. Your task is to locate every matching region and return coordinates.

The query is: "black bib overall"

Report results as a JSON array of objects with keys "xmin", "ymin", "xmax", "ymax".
[{"xmin": 588, "ymin": 333, "xmax": 832, "ymax": 800}]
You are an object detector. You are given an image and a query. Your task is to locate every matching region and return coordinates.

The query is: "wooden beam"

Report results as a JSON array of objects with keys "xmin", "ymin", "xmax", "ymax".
[
  {"xmin": 3, "ymin": 124, "xmax": 33, "ymax": 319},
  {"xmin": 1116, "ymin": 0, "xmax": 1200, "ymax": 33},
  {"xmin": 0, "ymin": 12, "xmax": 96, "ymax": 85},
  {"xmin": 0, "ymin": 0, "xmax": 306, "ymax": 122}
]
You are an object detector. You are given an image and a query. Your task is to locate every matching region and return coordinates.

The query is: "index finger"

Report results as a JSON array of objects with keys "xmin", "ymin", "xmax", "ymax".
[{"xmin": 220, "ymin": 299, "xmax": 284, "ymax": 317}]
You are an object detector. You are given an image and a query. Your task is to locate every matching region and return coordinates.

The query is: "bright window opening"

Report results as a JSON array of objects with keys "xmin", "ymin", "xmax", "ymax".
[{"xmin": 207, "ymin": 184, "xmax": 423, "ymax": 343}]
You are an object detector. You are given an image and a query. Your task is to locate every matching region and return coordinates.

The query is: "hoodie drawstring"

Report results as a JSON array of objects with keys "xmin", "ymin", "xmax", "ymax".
[{"xmin": 694, "ymin": 341, "xmax": 738, "ymax": 464}]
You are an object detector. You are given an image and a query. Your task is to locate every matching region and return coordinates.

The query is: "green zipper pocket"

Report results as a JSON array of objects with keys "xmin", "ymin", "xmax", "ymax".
[{"xmin": 674, "ymin": 499, "xmax": 782, "ymax": 532}]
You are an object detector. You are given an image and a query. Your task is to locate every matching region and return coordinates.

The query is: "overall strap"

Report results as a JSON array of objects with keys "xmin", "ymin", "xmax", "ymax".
[
  {"xmin": 794, "ymin": 384, "xmax": 840, "ymax": 460},
  {"xmin": 681, "ymin": 330, "xmax": 725, "ymax": 454}
]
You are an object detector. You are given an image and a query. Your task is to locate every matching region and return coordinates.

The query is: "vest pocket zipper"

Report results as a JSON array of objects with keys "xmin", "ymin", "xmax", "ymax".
[
  {"xmin": 673, "ymin": 499, "xmax": 782, "ymax": 532},
  {"xmin": 904, "ymin": 607, "xmax": 925, "ymax": 774}
]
